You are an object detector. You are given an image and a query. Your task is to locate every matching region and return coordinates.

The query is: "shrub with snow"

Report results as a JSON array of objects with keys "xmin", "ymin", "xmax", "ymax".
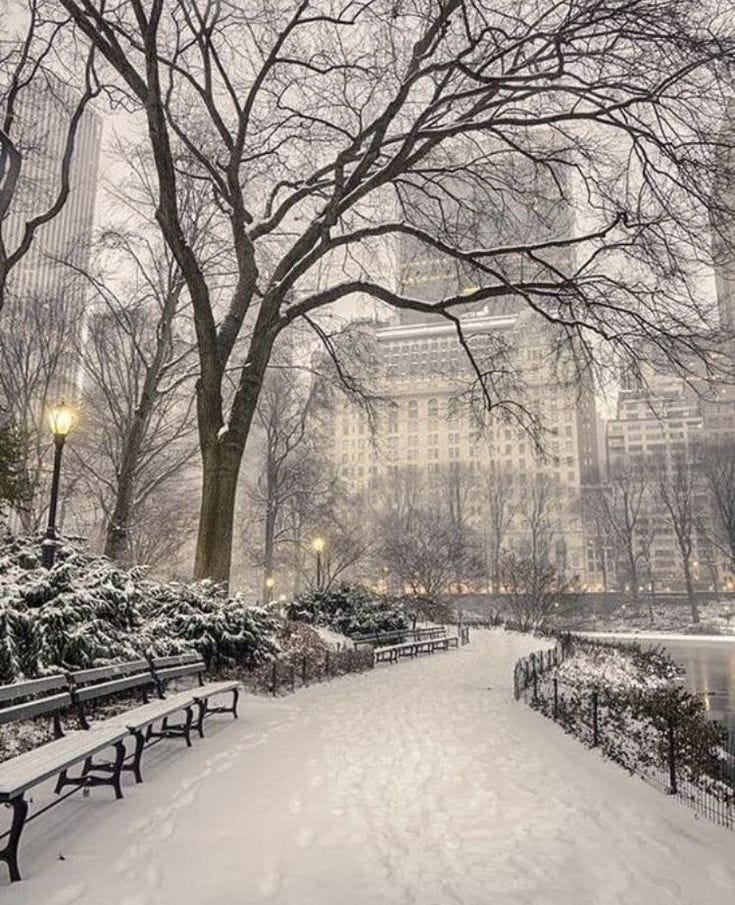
[
  {"xmin": 286, "ymin": 584, "xmax": 408, "ymax": 637},
  {"xmin": 0, "ymin": 532, "xmax": 278, "ymax": 680},
  {"xmin": 527, "ymin": 637, "xmax": 732, "ymax": 808}
]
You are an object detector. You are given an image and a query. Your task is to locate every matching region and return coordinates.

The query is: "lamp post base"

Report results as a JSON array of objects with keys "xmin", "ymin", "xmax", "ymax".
[{"xmin": 41, "ymin": 536, "xmax": 58, "ymax": 569}]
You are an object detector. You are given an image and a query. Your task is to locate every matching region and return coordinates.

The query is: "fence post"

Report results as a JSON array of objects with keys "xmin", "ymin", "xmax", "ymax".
[
  {"xmin": 553, "ymin": 678, "xmax": 558, "ymax": 720},
  {"xmin": 325, "ymin": 650, "xmax": 330, "ymax": 680},
  {"xmin": 301, "ymin": 656, "xmax": 308, "ymax": 687},
  {"xmin": 591, "ymin": 690, "xmax": 599, "ymax": 746},
  {"xmin": 271, "ymin": 662, "xmax": 278, "ymax": 697},
  {"xmin": 667, "ymin": 715, "xmax": 678, "ymax": 795},
  {"xmin": 290, "ymin": 665, "xmax": 296, "ymax": 694}
]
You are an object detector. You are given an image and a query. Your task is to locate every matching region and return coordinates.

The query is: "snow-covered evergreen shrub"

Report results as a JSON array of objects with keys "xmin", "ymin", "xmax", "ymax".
[
  {"xmin": 286, "ymin": 584, "xmax": 407, "ymax": 637},
  {"xmin": 142, "ymin": 583, "xmax": 278, "ymax": 668},
  {"xmin": 0, "ymin": 533, "xmax": 278, "ymax": 679}
]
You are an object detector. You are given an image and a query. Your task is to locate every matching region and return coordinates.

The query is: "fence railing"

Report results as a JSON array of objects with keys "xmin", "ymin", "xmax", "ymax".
[
  {"xmin": 513, "ymin": 635, "xmax": 735, "ymax": 831},
  {"xmin": 239, "ymin": 647, "xmax": 375, "ymax": 696}
]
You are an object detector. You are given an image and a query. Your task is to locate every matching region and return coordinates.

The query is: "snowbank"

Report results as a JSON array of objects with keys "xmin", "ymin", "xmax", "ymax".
[{"xmin": 1, "ymin": 630, "xmax": 733, "ymax": 904}]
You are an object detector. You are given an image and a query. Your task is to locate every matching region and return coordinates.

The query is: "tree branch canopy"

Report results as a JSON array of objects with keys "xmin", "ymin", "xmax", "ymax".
[{"xmin": 49, "ymin": 0, "xmax": 735, "ymax": 583}]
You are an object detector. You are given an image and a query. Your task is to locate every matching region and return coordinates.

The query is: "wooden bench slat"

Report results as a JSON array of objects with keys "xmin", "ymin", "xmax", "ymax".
[
  {"xmin": 99, "ymin": 696, "xmax": 193, "ymax": 731},
  {"xmin": 75, "ymin": 672, "xmax": 155, "ymax": 704},
  {"xmin": 0, "ymin": 726, "xmax": 129, "ymax": 799},
  {"xmin": 0, "ymin": 675, "xmax": 68, "ymax": 704},
  {"xmin": 69, "ymin": 660, "xmax": 150, "ymax": 686},
  {"xmin": 0, "ymin": 693, "xmax": 72, "ymax": 726},
  {"xmin": 155, "ymin": 663, "xmax": 204, "ymax": 683},
  {"xmin": 151, "ymin": 653, "xmax": 201, "ymax": 669},
  {"xmin": 193, "ymin": 680, "xmax": 238, "ymax": 700}
]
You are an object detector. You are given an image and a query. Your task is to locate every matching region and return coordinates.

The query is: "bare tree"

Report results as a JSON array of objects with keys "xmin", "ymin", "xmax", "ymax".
[
  {"xmin": 581, "ymin": 485, "xmax": 615, "ymax": 592},
  {"xmin": 499, "ymin": 549, "xmax": 577, "ymax": 632},
  {"xmin": 68, "ymin": 226, "xmax": 199, "ymax": 564},
  {"xmin": 598, "ymin": 466, "xmax": 656, "ymax": 609},
  {"xmin": 482, "ymin": 466, "xmax": 519, "ymax": 594},
  {"xmin": 56, "ymin": 0, "xmax": 735, "ymax": 585},
  {"xmin": 657, "ymin": 454, "xmax": 701, "ymax": 622},
  {"xmin": 247, "ymin": 360, "xmax": 323, "ymax": 596},
  {"xmin": 437, "ymin": 462, "xmax": 482, "ymax": 591},
  {"xmin": 515, "ymin": 474, "xmax": 557, "ymax": 564},
  {"xmin": 376, "ymin": 466, "xmax": 480, "ymax": 597},
  {"xmin": 699, "ymin": 439, "xmax": 735, "ymax": 576},
  {"xmin": 0, "ymin": 291, "xmax": 77, "ymax": 529}
]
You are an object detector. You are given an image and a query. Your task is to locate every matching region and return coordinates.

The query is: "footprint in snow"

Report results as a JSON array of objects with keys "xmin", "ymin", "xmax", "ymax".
[
  {"xmin": 294, "ymin": 826, "xmax": 316, "ymax": 849},
  {"xmin": 255, "ymin": 861, "xmax": 283, "ymax": 899},
  {"xmin": 48, "ymin": 884, "xmax": 89, "ymax": 905}
]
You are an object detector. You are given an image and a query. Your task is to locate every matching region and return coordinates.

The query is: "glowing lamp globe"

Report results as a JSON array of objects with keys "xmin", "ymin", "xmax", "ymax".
[{"xmin": 48, "ymin": 403, "xmax": 75, "ymax": 437}]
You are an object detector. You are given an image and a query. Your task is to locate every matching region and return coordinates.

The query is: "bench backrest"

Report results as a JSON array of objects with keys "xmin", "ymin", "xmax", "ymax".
[
  {"xmin": 0, "ymin": 675, "xmax": 71, "ymax": 728},
  {"xmin": 150, "ymin": 652, "xmax": 206, "ymax": 686},
  {"xmin": 68, "ymin": 660, "xmax": 156, "ymax": 704}
]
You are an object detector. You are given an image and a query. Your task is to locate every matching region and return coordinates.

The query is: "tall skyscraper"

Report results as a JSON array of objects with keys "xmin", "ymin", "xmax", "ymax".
[
  {"xmin": 3, "ymin": 79, "xmax": 102, "ymax": 327},
  {"xmin": 712, "ymin": 98, "xmax": 735, "ymax": 332},
  {"xmin": 1, "ymin": 77, "xmax": 102, "ymax": 403},
  {"xmin": 0, "ymin": 79, "xmax": 102, "ymax": 530}
]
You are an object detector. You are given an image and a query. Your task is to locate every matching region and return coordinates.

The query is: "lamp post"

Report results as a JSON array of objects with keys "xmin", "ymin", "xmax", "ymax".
[
  {"xmin": 264, "ymin": 575, "xmax": 275, "ymax": 604},
  {"xmin": 312, "ymin": 536, "xmax": 325, "ymax": 590},
  {"xmin": 42, "ymin": 402, "xmax": 75, "ymax": 569}
]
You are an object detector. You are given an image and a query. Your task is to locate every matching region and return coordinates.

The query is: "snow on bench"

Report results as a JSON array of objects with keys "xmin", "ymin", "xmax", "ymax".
[
  {"xmin": 0, "ymin": 654, "xmax": 240, "ymax": 882},
  {"xmin": 374, "ymin": 636, "xmax": 460, "ymax": 664}
]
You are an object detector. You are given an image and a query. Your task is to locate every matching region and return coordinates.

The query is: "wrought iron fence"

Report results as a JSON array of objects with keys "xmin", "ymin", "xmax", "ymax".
[
  {"xmin": 239, "ymin": 647, "xmax": 375, "ymax": 696},
  {"xmin": 513, "ymin": 636, "xmax": 735, "ymax": 830}
]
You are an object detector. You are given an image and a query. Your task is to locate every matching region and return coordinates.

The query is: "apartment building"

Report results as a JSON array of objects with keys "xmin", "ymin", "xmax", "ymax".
[{"xmin": 329, "ymin": 305, "xmax": 601, "ymax": 583}]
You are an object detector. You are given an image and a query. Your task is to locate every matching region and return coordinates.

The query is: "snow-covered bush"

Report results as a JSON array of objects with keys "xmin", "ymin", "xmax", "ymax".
[
  {"xmin": 527, "ymin": 637, "xmax": 733, "ymax": 810},
  {"xmin": 286, "ymin": 584, "xmax": 407, "ymax": 637},
  {"xmin": 0, "ymin": 533, "xmax": 278, "ymax": 679},
  {"xmin": 141, "ymin": 583, "xmax": 278, "ymax": 669}
]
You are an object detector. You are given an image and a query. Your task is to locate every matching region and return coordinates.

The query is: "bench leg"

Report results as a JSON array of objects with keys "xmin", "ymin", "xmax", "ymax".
[
  {"xmin": 196, "ymin": 699, "xmax": 206, "ymax": 739},
  {"xmin": 0, "ymin": 797, "xmax": 28, "ymax": 882},
  {"xmin": 129, "ymin": 730, "xmax": 145, "ymax": 783},
  {"xmin": 183, "ymin": 705, "xmax": 193, "ymax": 747},
  {"xmin": 112, "ymin": 741, "xmax": 126, "ymax": 800},
  {"xmin": 54, "ymin": 770, "xmax": 68, "ymax": 795},
  {"xmin": 55, "ymin": 743, "xmax": 127, "ymax": 800}
]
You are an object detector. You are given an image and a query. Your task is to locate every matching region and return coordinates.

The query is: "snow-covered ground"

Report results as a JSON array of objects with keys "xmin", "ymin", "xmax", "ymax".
[{"xmin": 2, "ymin": 630, "xmax": 733, "ymax": 905}]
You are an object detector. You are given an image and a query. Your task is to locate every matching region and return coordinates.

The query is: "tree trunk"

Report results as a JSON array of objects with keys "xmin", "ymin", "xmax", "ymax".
[
  {"xmin": 627, "ymin": 550, "xmax": 639, "ymax": 606},
  {"xmin": 104, "ymin": 410, "xmax": 148, "ymax": 563},
  {"xmin": 683, "ymin": 560, "xmax": 699, "ymax": 623},
  {"xmin": 262, "ymin": 504, "xmax": 276, "ymax": 599},
  {"xmin": 193, "ymin": 441, "xmax": 244, "ymax": 588}
]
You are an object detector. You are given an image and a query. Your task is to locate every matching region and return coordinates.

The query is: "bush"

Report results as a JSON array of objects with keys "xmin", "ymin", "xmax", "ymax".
[
  {"xmin": 0, "ymin": 533, "xmax": 278, "ymax": 679},
  {"xmin": 286, "ymin": 584, "xmax": 408, "ymax": 637}
]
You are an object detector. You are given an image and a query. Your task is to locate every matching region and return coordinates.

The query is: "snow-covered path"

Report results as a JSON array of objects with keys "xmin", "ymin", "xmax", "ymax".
[{"xmin": 3, "ymin": 630, "xmax": 733, "ymax": 905}]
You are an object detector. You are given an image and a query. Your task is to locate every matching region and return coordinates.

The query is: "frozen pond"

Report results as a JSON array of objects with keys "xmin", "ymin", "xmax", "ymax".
[{"xmin": 584, "ymin": 633, "xmax": 735, "ymax": 734}]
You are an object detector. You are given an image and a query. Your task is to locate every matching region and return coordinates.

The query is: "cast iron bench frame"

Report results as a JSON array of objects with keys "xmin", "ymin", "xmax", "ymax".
[
  {"xmin": 373, "ymin": 635, "xmax": 460, "ymax": 663},
  {"xmin": 0, "ymin": 654, "xmax": 240, "ymax": 882}
]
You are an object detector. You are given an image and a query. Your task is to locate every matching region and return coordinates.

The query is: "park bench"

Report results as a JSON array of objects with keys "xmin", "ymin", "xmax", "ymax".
[
  {"xmin": 353, "ymin": 625, "xmax": 448, "ymax": 650},
  {"xmin": 0, "ymin": 674, "xmax": 130, "ymax": 882},
  {"xmin": 0, "ymin": 654, "xmax": 240, "ymax": 882},
  {"xmin": 373, "ymin": 635, "xmax": 459, "ymax": 664},
  {"xmin": 150, "ymin": 652, "xmax": 239, "ymax": 740}
]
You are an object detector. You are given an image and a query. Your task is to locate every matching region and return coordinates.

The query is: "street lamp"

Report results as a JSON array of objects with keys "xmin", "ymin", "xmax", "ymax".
[
  {"xmin": 264, "ymin": 576, "xmax": 275, "ymax": 604},
  {"xmin": 42, "ymin": 402, "xmax": 75, "ymax": 569},
  {"xmin": 312, "ymin": 536, "xmax": 326, "ymax": 590}
]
